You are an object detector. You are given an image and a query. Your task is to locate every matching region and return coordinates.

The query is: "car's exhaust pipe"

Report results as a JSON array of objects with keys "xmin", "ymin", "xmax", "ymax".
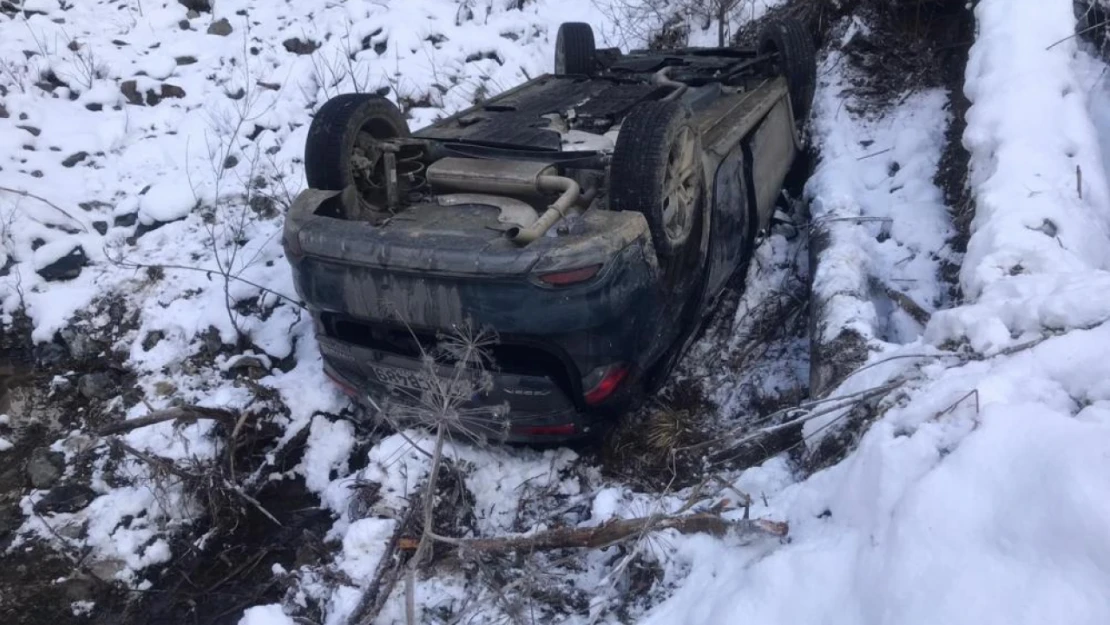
[
  {"xmin": 426, "ymin": 157, "xmax": 584, "ymax": 245},
  {"xmin": 507, "ymin": 176, "xmax": 581, "ymax": 244}
]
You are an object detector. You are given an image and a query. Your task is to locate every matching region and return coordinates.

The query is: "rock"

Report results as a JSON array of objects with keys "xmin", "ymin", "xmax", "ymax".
[
  {"xmin": 153, "ymin": 380, "xmax": 176, "ymax": 397},
  {"xmin": 142, "ymin": 330, "xmax": 165, "ymax": 351},
  {"xmin": 60, "ymin": 576, "xmax": 98, "ymax": 603},
  {"xmin": 207, "ymin": 18, "xmax": 232, "ymax": 36},
  {"xmin": 34, "ymin": 343, "xmax": 67, "ymax": 368},
  {"xmin": 61, "ymin": 151, "xmax": 88, "ymax": 167},
  {"xmin": 27, "ymin": 447, "xmax": 64, "ymax": 489},
  {"xmin": 175, "ymin": 55, "xmax": 197, "ymax": 65},
  {"xmin": 186, "ymin": 9, "xmax": 199, "ymax": 18},
  {"xmin": 0, "ymin": 505, "xmax": 19, "ymax": 538},
  {"xmin": 30, "ymin": 237, "xmax": 45, "ymax": 251},
  {"xmin": 16, "ymin": 124, "xmax": 40, "ymax": 136},
  {"xmin": 178, "ymin": 19, "xmax": 191, "ymax": 30},
  {"xmin": 55, "ymin": 518, "xmax": 88, "ymax": 540},
  {"xmin": 178, "ymin": 0, "xmax": 211, "ymax": 13},
  {"xmin": 36, "ymin": 245, "xmax": 87, "ymax": 282},
  {"xmin": 113, "ymin": 212, "xmax": 138, "ymax": 228},
  {"xmin": 227, "ymin": 355, "xmax": 267, "ymax": 379},
  {"xmin": 120, "ymin": 80, "xmax": 143, "ymax": 105},
  {"xmin": 144, "ymin": 89, "xmax": 161, "ymax": 106},
  {"xmin": 34, "ymin": 484, "xmax": 97, "ymax": 514},
  {"xmin": 0, "ymin": 104, "xmax": 8, "ymax": 118},
  {"xmin": 60, "ymin": 328, "xmax": 103, "ymax": 361},
  {"xmin": 200, "ymin": 327, "xmax": 223, "ymax": 356},
  {"xmin": 78, "ymin": 200, "xmax": 111, "ymax": 212},
  {"xmin": 223, "ymin": 154, "xmax": 238, "ymax": 169},
  {"xmin": 85, "ymin": 102, "xmax": 102, "ymax": 111},
  {"xmin": 160, "ymin": 83, "xmax": 186, "ymax": 99},
  {"xmin": 77, "ymin": 372, "xmax": 115, "ymax": 400},
  {"xmin": 92, "ymin": 220, "xmax": 108, "ymax": 235},
  {"xmin": 282, "ymin": 37, "xmax": 319, "ymax": 55}
]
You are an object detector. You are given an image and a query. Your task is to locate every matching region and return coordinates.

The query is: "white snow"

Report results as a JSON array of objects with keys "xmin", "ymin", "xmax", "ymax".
[
  {"xmin": 137, "ymin": 180, "xmax": 196, "ymax": 225},
  {"xmin": 238, "ymin": 604, "xmax": 296, "ymax": 625},
  {"xmin": 7, "ymin": 0, "xmax": 1110, "ymax": 623}
]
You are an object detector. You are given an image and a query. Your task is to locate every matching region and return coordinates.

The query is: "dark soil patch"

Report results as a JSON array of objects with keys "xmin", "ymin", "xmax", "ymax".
[{"xmin": 117, "ymin": 426, "xmax": 333, "ymax": 625}]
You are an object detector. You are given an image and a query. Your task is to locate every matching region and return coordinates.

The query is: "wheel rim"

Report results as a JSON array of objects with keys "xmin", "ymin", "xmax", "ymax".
[{"xmin": 661, "ymin": 126, "xmax": 698, "ymax": 246}]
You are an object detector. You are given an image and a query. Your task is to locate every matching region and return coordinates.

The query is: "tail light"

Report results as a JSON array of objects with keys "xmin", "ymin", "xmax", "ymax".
[
  {"xmin": 511, "ymin": 424, "xmax": 577, "ymax": 437},
  {"xmin": 582, "ymin": 363, "xmax": 629, "ymax": 405},
  {"xmin": 537, "ymin": 264, "xmax": 602, "ymax": 286},
  {"xmin": 325, "ymin": 369, "xmax": 358, "ymax": 397}
]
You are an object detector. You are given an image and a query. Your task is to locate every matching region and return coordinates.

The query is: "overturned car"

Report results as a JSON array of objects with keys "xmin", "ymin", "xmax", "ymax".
[{"xmin": 283, "ymin": 20, "xmax": 816, "ymax": 442}]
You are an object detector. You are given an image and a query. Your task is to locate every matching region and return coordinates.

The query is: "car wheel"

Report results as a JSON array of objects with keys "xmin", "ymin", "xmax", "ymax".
[
  {"xmin": 759, "ymin": 17, "xmax": 816, "ymax": 123},
  {"xmin": 304, "ymin": 94, "xmax": 410, "ymax": 196},
  {"xmin": 554, "ymin": 22, "xmax": 597, "ymax": 76},
  {"xmin": 610, "ymin": 100, "xmax": 703, "ymax": 257}
]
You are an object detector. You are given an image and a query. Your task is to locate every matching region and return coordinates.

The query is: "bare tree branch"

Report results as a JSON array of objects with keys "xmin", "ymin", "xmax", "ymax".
[
  {"xmin": 97, "ymin": 406, "xmax": 237, "ymax": 436},
  {"xmin": 403, "ymin": 514, "xmax": 787, "ymax": 555}
]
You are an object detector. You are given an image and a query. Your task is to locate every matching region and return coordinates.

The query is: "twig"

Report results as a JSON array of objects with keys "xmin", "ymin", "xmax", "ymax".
[
  {"xmin": 1046, "ymin": 18, "xmax": 1108, "ymax": 50},
  {"xmin": 105, "ymin": 253, "xmax": 305, "ymax": 309},
  {"xmin": 0, "ymin": 185, "xmax": 88, "ymax": 232},
  {"xmin": 347, "ymin": 485, "xmax": 423, "ymax": 625},
  {"xmin": 225, "ymin": 480, "xmax": 284, "ymax": 528},
  {"xmin": 871, "ymin": 277, "xmax": 931, "ymax": 326},
  {"xmin": 856, "ymin": 147, "xmax": 893, "ymax": 160},
  {"xmin": 408, "ymin": 514, "xmax": 787, "ymax": 555},
  {"xmin": 97, "ymin": 406, "xmax": 236, "ymax": 436}
]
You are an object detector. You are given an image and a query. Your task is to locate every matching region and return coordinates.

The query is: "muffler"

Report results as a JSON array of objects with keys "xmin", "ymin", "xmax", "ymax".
[{"xmin": 426, "ymin": 157, "xmax": 583, "ymax": 246}]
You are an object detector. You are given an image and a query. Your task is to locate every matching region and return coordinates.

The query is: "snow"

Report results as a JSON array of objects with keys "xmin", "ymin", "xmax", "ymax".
[
  {"xmin": 137, "ymin": 180, "xmax": 196, "ymax": 225},
  {"xmin": 806, "ymin": 48, "xmax": 954, "ymax": 349},
  {"xmin": 7, "ymin": 0, "xmax": 1110, "ymax": 623},
  {"xmin": 961, "ymin": 0, "xmax": 1110, "ymax": 299},
  {"xmin": 238, "ymin": 604, "xmax": 296, "ymax": 625}
]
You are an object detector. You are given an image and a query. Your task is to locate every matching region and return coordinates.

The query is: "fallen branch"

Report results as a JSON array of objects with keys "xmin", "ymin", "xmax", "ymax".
[
  {"xmin": 97, "ymin": 406, "xmax": 236, "ymax": 436},
  {"xmin": 110, "ymin": 439, "xmax": 283, "ymax": 528},
  {"xmin": 873, "ymin": 278, "xmax": 931, "ymax": 326},
  {"xmin": 400, "ymin": 514, "xmax": 787, "ymax": 555},
  {"xmin": 0, "ymin": 185, "xmax": 88, "ymax": 232},
  {"xmin": 347, "ymin": 486, "xmax": 423, "ymax": 625}
]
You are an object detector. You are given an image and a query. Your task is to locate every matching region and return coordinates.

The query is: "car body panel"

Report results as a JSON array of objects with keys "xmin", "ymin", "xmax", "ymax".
[{"xmin": 284, "ymin": 48, "xmax": 803, "ymax": 442}]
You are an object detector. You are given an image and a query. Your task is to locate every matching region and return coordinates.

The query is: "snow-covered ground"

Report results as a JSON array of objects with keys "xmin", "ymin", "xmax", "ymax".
[
  {"xmin": 5, "ymin": 0, "xmax": 1110, "ymax": 623},
  {"xmin": 637, "ymin": 1, "xmax": 1110, "ymax": 624}
]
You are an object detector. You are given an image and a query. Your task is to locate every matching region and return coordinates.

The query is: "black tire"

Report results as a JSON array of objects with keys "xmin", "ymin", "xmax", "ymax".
[
  {"xmin": 304, "ymin": 93, "xmax": 409, "ymax": 192},
  {"xmin": 610, "ymin": 100, "xmax": 703, "ymax": 258},
  {"xmin": 759, "ymin": 18, "xmax": 816, "ymax": 123},
  {"xmin": 554, "ymin": 22, "xmax": 597, "ymax": 76}
]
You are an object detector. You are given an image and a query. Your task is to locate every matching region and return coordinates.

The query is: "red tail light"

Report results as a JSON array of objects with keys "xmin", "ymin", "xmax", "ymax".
[
  {"xmin": 538, "ymin": 264, "xmax": 601, "ymax": 286},
  {"xmin": 511, "ymin": 424, "xmax": 577, "ymax": 437},
  {"xmin": 583, "ymin": 364, "xmax": 629, "ymax": 405},
  {"xmin": 325, "ymin": 369, "xmax": 358, "ymax": 397}
]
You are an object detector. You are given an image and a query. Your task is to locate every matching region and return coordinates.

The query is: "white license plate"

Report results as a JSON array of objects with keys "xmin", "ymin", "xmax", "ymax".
[{"xmin": 369, "ymin": 363, "xmax": 472, "ymax": 397}]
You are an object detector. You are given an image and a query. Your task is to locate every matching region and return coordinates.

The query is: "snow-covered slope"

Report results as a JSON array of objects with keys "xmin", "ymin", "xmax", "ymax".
[
  {"xmin": 639, "ymin": 1, "xmax": 1110, "ymax": 623},
  {"xmin": 6, "ymin": 0, "xmax": 1110, "ymax": 623}
]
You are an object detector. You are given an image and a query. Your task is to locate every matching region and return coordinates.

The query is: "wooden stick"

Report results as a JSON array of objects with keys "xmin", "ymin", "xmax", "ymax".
[
  {"xmin": 97, "ymin": 406, "xmax": 236, "ymax": 436},
  {"xmin": 0, "ymin": 185, "xmax": 88, "ymax": 232},
  {"xmin": 399, "ymin": 514, "xmax": 787, "ymax": 555}
]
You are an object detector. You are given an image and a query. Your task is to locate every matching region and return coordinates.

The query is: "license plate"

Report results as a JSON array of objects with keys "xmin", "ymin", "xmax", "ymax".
[{"xmin": 368, "ymin": 363, "xmax": 472, "ymax": 397}]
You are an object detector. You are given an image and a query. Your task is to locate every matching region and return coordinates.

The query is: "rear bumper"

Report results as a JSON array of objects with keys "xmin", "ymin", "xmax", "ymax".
[{"xmin": 319, "ymin": 336, "xmax": 623, "ymax": 443}]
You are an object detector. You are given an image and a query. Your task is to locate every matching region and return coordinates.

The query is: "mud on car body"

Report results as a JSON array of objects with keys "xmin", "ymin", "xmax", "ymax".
[{"xmin": 282, "ymin": 20, "xmax": 816, "ymax": 443}]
